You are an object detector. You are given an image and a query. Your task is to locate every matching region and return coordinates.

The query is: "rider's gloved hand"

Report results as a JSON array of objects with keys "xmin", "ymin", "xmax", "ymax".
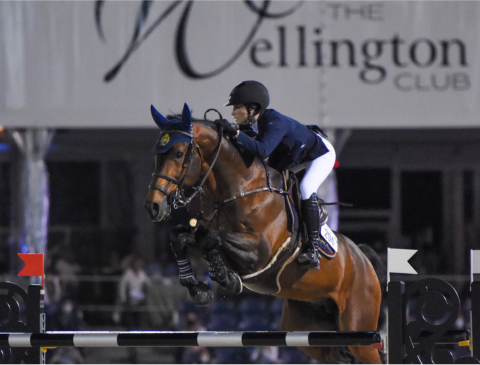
[
  {"xmin": 239, "ymin": 124, "xmax": 258, "ymax": 138},
  {"xmin": 215, "ymin": 119, "xmax": 239, "ymax": 137}
]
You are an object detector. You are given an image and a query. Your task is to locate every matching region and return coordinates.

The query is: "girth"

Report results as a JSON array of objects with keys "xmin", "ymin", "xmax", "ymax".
[{"xmin": 241, "ymin": 230, "xmax": 301, "ymax": 295}]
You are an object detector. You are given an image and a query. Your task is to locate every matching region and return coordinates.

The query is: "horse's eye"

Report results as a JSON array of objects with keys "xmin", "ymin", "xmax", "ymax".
[{"xmin": 176, "ymin": 151, "xmax": 184, "ymax": 159}]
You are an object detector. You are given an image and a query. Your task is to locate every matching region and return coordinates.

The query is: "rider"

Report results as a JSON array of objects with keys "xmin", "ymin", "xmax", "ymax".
[{"xmin": 219, "ymin": 80, "xmax": 336, "ymax": 270}]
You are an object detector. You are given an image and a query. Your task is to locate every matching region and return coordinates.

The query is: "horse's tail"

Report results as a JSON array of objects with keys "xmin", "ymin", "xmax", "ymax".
[{"xmin": 358, "ymin": 244, "xmax": 387, "ymax": 294}]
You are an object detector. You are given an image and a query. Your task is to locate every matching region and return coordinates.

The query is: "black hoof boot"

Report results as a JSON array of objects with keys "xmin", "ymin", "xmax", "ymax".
[
  {"xmin": 206, "ymin": 250, "xmax": 243, "ymax": 294},
  {"xmin": 188, "ymin": 282, "xmax": 213, "ymax": 307},
  {"xmin": 225, "ymin": 271, "xmax": 243, "ymax": 294}
]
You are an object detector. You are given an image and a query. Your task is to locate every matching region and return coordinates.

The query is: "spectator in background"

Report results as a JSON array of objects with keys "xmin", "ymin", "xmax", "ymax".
[
  {"xmin": 120, "ymin": 247, "xmax": 142, "ymax": 272},
  {"xmin": 55, "ymin": 247, "xmax": 82, "ymax": 298},
  {"xmin": 117, "ymin": 254, "xmax": 151, "ymax": 363},
  {"xmin": 118, "ymin": 255, "xmax": 151, "ymax": 326}
]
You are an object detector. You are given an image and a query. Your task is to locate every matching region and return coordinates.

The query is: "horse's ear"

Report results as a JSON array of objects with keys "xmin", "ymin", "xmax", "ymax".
[
  {"xmin": 180, "ymin": 103, "xmax": 192, "ymax": 130},
  {"xmin": 151, "ymin": 105, "xmax": 169, "ymax": 129}
]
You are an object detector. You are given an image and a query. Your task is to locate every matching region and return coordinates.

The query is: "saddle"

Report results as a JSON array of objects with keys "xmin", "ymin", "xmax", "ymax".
[{"xmin": 283, "ymin": 171, "xmax": 328, "ymax": 231}]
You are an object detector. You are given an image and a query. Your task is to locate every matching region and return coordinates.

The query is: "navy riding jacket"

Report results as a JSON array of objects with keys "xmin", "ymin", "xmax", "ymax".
[{"xmin": 235, "ymin": 109, "xmax": 329, "ymax": 171}]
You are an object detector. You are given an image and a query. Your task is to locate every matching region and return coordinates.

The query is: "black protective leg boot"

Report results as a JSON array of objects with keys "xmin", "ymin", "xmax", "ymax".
[{"xmin": 298, "ymin": 193, "xmax": 321, "ymax": 270}]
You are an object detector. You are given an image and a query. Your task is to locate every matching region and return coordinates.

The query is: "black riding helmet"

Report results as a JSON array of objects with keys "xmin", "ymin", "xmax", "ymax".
[{"xmin": 224, "ymin": 80, "xmax": 270, "ymax": 111}]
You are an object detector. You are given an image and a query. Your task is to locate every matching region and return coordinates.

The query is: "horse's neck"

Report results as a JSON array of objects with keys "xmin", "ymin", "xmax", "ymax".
[
  {"xmin": 210, "ymin": 140, "xmax": 261, "ymax": 197},
  {"xmin": 195, "ymin": 125, "xmax": 264, "ymax": 199}
]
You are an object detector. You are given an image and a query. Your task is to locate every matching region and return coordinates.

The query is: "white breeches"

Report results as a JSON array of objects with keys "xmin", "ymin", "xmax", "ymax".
[{"xmin": 299, "ymin": 137, "xmax": 336, "ymax": 199}]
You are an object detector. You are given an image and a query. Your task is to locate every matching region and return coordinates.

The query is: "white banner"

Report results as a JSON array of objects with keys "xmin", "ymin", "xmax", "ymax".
[{"xmin": 0, "ymin": 1, "xmax": 479, "ymax": 128}]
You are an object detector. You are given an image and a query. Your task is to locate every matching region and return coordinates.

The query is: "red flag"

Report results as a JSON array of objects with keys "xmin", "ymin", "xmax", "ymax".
[{"xmin": 18, "ymin": 253, "xmax": 44, "ymax": 288}]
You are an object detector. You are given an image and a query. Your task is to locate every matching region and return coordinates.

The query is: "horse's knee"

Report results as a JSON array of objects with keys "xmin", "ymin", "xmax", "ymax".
[{"xmin": 170, "ymin": 224, "xmax": 194, "ymax": 254}]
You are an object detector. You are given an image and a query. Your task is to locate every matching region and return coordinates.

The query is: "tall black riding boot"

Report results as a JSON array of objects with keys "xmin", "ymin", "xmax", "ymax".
[{"xmin": 298, "ymin": 193, "xmax": 321, "ymax": 270}]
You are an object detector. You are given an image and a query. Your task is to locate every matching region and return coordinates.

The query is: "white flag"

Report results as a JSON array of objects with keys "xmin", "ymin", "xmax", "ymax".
[{"xmin": 387, "ymin": 248, "xmax": 418, "ymax": 284}]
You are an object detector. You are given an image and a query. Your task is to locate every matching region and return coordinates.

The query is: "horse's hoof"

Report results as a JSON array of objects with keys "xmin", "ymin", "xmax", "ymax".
[{"xmin": 188, "ymin": 282, "xmax": 213, "ymax": 307}]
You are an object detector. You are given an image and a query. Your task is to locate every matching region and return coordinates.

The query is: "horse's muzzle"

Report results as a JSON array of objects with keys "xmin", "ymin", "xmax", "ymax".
[{"xmin": 144, "ymin": 195, "xmax": 171, "ymax": 222}]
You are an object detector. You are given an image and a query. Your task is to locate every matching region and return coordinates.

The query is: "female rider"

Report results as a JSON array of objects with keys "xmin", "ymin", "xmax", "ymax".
[{"xmin": 218, "ymin": 80, "xmax": 336, "ymax": 270}]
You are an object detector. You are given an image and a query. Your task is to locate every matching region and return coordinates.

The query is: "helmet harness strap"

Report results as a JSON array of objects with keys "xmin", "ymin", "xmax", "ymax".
[{"xmin": 245, "ymin": 104, "xmax": 262, "ymax": 127}]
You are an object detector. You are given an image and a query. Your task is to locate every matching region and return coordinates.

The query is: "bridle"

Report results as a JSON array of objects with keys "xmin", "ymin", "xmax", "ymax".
[
  {"xmin": 149, "ymin": 109, "xmax": 224, "ymax": 210},
  {"xmin": 149, "ymin": 109, "xmax": 289, "ymax": 220}
]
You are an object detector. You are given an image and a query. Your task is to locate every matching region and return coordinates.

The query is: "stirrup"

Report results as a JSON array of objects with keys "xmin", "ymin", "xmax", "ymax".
[{"xmin": 298, "ymin": 243, "xmax": 320, "ymax": 270}]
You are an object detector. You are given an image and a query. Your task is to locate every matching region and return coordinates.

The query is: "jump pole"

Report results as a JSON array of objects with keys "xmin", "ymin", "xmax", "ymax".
[{"xmin": 0, "ymin": 331, "xmax": 381, "ymax": 348}]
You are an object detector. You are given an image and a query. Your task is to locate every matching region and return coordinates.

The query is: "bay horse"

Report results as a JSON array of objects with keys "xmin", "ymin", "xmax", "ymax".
[{"xmin": 144, "ymin": 104, "xmax": 383, "ymax": 364}]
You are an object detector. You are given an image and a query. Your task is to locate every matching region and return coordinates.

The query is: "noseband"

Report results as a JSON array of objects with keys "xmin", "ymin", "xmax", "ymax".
[{"xmin": 149, "ymin": 109, "xmax": 224, "ymax": 209}]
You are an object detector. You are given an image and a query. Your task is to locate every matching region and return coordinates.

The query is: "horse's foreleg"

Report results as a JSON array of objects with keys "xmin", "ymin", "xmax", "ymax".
[
  {"xmin": 170, "ymin": 224, "xmax": 213, "ymax": 306},
  {"xmin": 196, "ymin": 227, "xmax": 243, "ymax": 295},
  {"xmin": 206, "ymin": 249, "xmax": 243, "ymax": 294}
]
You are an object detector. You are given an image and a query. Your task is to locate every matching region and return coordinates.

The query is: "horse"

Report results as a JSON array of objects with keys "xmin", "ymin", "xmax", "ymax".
[{"xmin": 144, "ymin": 104, "xmax": 384, "ymax": 364}]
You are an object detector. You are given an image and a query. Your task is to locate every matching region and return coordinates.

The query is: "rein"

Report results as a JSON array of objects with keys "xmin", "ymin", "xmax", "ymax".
[
  {"xmin": 172, "ymin": 123, "xmax": 223, "ymax": 209},
  {"xmin": 200, "ymin": 159, "xmax": 288, "ymax": 221}
]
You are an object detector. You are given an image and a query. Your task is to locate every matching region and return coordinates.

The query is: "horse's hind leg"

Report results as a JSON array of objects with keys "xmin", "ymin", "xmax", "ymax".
[
  {"xmin": 280, "ymin": 299, "xmax": 355, "ymax": 364},
  {"xmin": 339, "ymin": 278, "xmax": 383, "ymax": 363},
  {"xmin": 339, "ymin": 309, "xmax": 383, "ymax": 364}
]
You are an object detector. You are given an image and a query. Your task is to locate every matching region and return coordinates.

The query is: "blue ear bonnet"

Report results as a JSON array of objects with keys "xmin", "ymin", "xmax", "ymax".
[{"xmin": 151, "ymin": 103, "xmax": 193, "ymax": 153}]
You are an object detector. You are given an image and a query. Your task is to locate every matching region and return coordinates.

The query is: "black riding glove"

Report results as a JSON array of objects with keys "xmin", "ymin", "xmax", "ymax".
[
  {"xmin": 239, "ymin": 124, "xmax": 258, "ymax": 138},
  {"xmin": 215, "ymin": 119, "xmax": 239, "ymax": 137}
]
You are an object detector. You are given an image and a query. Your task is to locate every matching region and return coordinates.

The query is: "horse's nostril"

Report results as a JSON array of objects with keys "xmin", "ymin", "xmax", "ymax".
[{"xmin": 152, "ymin": 202, "xmax": 160, "ymax": 217}]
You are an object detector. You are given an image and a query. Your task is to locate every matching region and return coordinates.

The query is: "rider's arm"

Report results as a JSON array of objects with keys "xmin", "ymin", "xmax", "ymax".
[{"xmin": 236, "ymin": 117, "xmax": 286, "ymax": 159}]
